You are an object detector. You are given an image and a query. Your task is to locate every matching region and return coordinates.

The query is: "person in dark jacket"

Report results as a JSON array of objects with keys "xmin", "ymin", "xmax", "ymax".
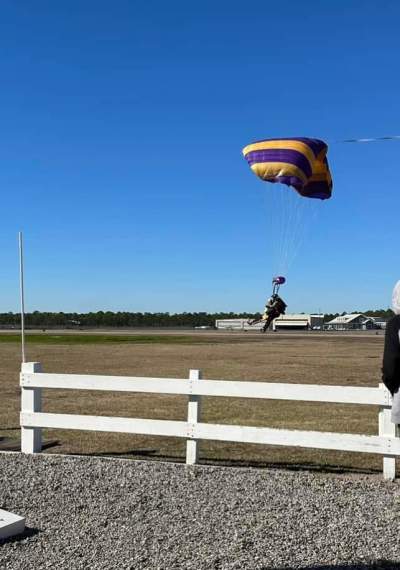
[{"xmin": 382, "ymin": 281, "xmax": 400, "ymax": 423}]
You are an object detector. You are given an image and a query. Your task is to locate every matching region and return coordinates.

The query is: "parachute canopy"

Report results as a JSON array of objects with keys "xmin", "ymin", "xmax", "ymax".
[{"xmin": 242, "ymin": 137, "xmax": 333, "ymax": 200}]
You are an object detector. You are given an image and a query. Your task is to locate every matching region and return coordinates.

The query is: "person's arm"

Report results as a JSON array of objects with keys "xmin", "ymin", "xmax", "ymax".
[{"xmin": 382, "ymin": 317, "xmax": 400, "ymax": 395}]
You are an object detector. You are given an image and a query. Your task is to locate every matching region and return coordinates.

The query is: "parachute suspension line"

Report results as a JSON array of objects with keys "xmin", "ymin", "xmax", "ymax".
[
  {"xmin": 279, "ymin": 189, "xmax": 294, "ymax": 274},
  {"xmin": 280, "ymin": 186, "xmax": 295, "ymax": 273},
  {"xmin": 262, "ymin": 183, "xmax": 319, "ymax": 278},
  {"xmin": 281, "ymin": 189, "xmax": 295, "ymax": 273},
  {"xmin": 290, "ymin": 189, "xmax": 320, "ymax": 273},
  {"xmin": 268, "ymin": 184, "xmax": 293, "ymax": 275},
  {"xmin": 284, "ymin": 195, "xmax": 319, "ymax": 273},
  {"xmin": 266, "ymin": 185, "xmax": 288, "ymax": 276},
  {"xmin": 279, "ymin": 187, "xmax": 292, "ymax": 274},
  {"xmin": 275, "ymin": 185, "xmax": 287, "ymax": 274},
  {"xmin": 292, "ymin": 191, "xmax": 317, "ymax": 268},
  {"xmin": 279, "ymin": 189, "xmax": 300, "ymax": 275},
  {"xmin": 284, "ymin": 188, "xmax": 303, "ymax": 271},
  {"xmin": 280, "ymin": 185, "xmax": 317, "ymax": 276}
]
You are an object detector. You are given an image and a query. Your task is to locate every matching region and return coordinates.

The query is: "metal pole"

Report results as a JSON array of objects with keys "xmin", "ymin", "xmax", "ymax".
[{"xmin": 19, "ymin": 232, "xmax": 26, "ymax": 363}]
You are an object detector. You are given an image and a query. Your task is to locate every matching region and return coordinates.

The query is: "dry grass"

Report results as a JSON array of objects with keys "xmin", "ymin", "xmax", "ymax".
[{"xmin": 0, "ymin": 331, "xmax": 391, "ymax": 474}]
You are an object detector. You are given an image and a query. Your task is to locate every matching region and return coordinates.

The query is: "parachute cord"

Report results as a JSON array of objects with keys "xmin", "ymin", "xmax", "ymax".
[{"xmin": 262, "ymin": 183, "xmax": 322, "ymax": 279}]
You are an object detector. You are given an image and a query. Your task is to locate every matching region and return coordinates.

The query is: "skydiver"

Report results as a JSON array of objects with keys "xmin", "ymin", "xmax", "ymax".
[
  {"xmin": 247, "ymin": 276, "xmax": 287, "ymax": 332},
  {"xmin": 248, "ymin": 293, "xmax": 287, "ymax": 332}
]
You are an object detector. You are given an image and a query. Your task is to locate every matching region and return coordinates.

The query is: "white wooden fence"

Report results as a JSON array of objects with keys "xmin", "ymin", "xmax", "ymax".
[{"xmin": 20, "ymin": 362, "xmax": 400, "ymax": 479}]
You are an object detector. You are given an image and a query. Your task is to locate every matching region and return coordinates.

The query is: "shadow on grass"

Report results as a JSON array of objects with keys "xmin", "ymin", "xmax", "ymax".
[
  {"xmin": 0, "ymin": 526, "xmax": 40, "ymax": 546},
  {"xmin": 0, "ymin": 439, "xmax": 59, "ymax": 452},
  {"xmin": 262, "ymin": 563, "xmax": 400, "ymax": 570},
  {"xmin": 73, "ymin": 449, "xmax": 385, "ymax": 476}
]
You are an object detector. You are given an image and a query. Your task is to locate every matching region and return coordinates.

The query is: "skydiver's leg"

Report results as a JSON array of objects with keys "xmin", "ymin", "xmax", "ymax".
[
  {"xmin": 248, "ymin": 311, "xmax": 268, "ymax": 326},
  {"xmin": 262, "ymin": 315, "xmax": 273, "ymax": 332},
  {"xmin": 262, "ymin": 308, "xmax": 283, "ymax": 332},
  {"xmin": 247, "ymin": 317, "xmax": 262, "ymax": 326}
]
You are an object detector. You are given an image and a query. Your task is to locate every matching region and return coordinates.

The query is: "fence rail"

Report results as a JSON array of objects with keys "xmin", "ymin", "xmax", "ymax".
[
  {"xmin": 19, "ymin": 362, "xmax": 399, "ymax": 480},
  {"xmin": 21, "ymin": 372, "xmax": 389, "ymax": 405}
]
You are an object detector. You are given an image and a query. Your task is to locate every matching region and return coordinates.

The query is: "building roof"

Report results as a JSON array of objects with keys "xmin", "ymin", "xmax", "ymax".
[
  {"xmin": 326, "ymin": 313, "xmax": 373, "ymax": 325},
  {"xmin": 274, "ymin": 314, "xmax": 322, "ymax": 321}
]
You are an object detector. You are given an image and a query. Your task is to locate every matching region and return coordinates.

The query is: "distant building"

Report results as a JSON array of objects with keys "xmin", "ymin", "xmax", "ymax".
[
  {"xmin": 325, "ymin": 314, "xmax": 377, "ymax": 331},
  {"xmin": 273, "ymin": 314, "xmax": 324, "ymax": 331},
  {"xmin": 215, "ymin": 313, "xmax": 388, "ymax": 332},
  {"xmin": 215, "ymin": 314, "xmax": 323, "ymax": 332},
  {"xmin": 370, "ymin": 317, "xmax": 388, "ymax": 330},
  {"xmin": 215, "ymin": 318, "xmax": 259, "ymax": 331}
]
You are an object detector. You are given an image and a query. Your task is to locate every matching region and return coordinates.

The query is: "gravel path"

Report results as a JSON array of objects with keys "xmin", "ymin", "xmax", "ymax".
[{"xmin": 1, "ymin": 453, "xmax": 400, "ymax": 570}]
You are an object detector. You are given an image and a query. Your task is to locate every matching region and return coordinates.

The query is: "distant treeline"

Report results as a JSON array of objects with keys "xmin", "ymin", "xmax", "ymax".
[
  {"xmin": 0, "ymin": 308, "xmax": 394, "ymax": 329},
  {"xmin": 0, "ymin": 311, "xmax": 257, "ymax": 329}
]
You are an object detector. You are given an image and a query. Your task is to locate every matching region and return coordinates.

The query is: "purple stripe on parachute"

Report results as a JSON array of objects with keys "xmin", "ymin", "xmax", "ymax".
[
  {"xmin": 289, "ymin": 138, "xmax": 327, "ymax": 157},
  {"xmin": 299, "ymin": 180, "xmax": 332, "ymax": 200},
  {"xmin": 250, "ymin": 137, "xmax": 326, "ymax": 158},
  {"xmin": 244, "ymin": 149, "xmax": 313, "ymax": 179},
  {"xmin": 268, "ymin": 176, "xmax": 331, "ymax": 200}
]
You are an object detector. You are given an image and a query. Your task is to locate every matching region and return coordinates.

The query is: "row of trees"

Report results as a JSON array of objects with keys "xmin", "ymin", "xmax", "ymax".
[
  {"xmin": 0, "ymin": 311, "xmax": 258, "ymax": 328},
  {"xmin": 0, "ymin": 309, "xmax": 394, "ymax": 329}
]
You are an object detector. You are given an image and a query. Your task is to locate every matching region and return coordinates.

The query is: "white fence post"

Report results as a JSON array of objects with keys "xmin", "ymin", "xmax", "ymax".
[
  {"xmin": 186, "ymin": 369, "xmax": 202, "ymax": 465},
  {"xmin": 379, "ymin": 383, "xmax": 398, "ymax": 480},
  {"xmin": 21, "ymin": 362, "xmax": 42, "ymax": 453}
]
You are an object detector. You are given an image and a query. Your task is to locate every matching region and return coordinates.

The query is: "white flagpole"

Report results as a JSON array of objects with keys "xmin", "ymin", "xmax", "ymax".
[{"xmin": 18, "ymin": 232, "xmax": 26, "ymax": 363}]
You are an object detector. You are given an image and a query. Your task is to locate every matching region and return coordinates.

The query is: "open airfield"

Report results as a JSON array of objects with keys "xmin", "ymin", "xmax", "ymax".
[{"xmin": 0, "ymin": 329, "xmax": 391, "ymax": 474}]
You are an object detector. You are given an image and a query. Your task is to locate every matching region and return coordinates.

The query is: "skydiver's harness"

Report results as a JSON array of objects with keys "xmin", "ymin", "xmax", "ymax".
[{"xmin": 265, "ymin": 294, "xmax": 287, "ymax": 317}]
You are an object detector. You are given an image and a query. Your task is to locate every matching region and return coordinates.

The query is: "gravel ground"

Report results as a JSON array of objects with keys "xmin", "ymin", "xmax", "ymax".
[{"xmin": 1, "ymin": 453, "xmax": 400, "ymax": 570}]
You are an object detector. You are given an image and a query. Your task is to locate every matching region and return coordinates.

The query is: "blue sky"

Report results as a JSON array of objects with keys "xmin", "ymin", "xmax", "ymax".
[{"xmin": 1, "ymin": 0, "xmax": 399, "ymax": 314}]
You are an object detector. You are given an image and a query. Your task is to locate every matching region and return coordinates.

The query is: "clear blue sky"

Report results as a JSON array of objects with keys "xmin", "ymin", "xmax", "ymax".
[{"xmin": 1, "ymin": 0, "xmax": 399, "ymax": 314}]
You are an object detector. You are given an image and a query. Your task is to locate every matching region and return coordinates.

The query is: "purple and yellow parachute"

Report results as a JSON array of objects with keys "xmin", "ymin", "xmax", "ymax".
[{"xmin": 242, "ymin": 137, "xmax": 332, "ymax": 200}]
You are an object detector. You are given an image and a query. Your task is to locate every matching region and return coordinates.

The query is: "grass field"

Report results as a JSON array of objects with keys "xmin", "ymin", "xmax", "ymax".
[
  {"xmin": 0, "ymin": 330, "xmax": 393, "ymax": 475},
  {"xmin": 0, "ymin": 333, "xmax": 235, "ymax": 345}
]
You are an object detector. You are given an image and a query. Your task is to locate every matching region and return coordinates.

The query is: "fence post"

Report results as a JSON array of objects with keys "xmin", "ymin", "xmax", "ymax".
[
  {"xmin": 20, "ymin": 362, "xmax": 42, "ymax": 453},
  {"xmin": 186, "ymin": 369, "xmax": 202, "ymax": 465},
  {"xmin": 379, "ymin": 383, "xmax": 398, "ymax": 480}
]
